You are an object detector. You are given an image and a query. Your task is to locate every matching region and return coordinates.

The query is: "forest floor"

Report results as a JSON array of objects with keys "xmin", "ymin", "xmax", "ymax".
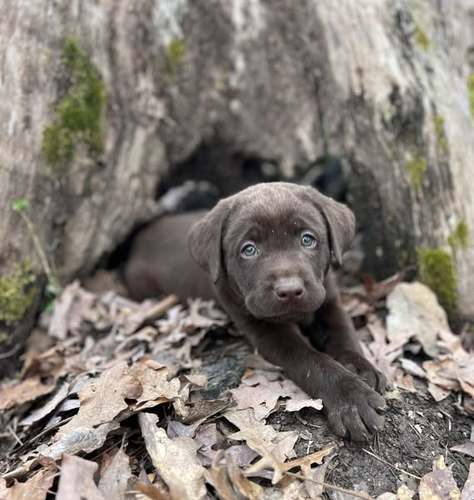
[{"xmin": 0, "ymin": 266, "xmax": 473, "ymax": 499}]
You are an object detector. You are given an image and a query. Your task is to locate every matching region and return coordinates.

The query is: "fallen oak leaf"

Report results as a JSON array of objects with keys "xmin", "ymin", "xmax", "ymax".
[
  {"xmin": 386, "ymin": 282, "xmax": 450, "ymax": 358},
  {"xmin": 451, "ymin": 441, "xmax": 474, "ymax": 459},
  {"xmin": 246, "ymin": 443, "xmax": 337, "ymax": 485},
  {"xmin": 226, "ymin": 453, "xmax": 263, "ymax": 500},
  {"xmin": 139, "ymin": 412, "xmax": 206, "ymax": 500},
  {"xmin": 462, "ymin": 463, "xmax": 474, "ymax": 500},
  {"xmin": 20, "ymin": 381, "xmax": 70, "ymax": 427},
  {"xmin": 224, "ymin": 408, "xmax": 298, "ymax": 484},
  {"xmin": 98, "ymin": 448, "xmax": 132, "ymax": 500},
  {"xmin": 204, "ymin": 452, "xmax": 238, "ymax": 500},
  {"xmin": 0, "ymin": 377, "xmax": 56, "ymax": 411},
  {"xmin": 131, "ymin": 359, "xmax": 181, "ymax": 403},
  {"xmin": 32, "ymin": 422, "xmax": 119, "ymax": 460},
  {"xmin": 0, "ymin": 464, "xmax": 57, "ymax": 500},
  {"xmin": 48, "ymin": 281, "xmax": 95, "ymax": 340},
  {"xmin": 56, "ymin": 361, "xmax": 141, "ymax": 437},
  {"xmin": 230, "ymin": 370, "xmax": 322, "ymax": 421},
  {"xmin": 418, "ymin": 455, "xmax": 460, "ymax": 500},
  {"xmin": 56, "ymin": 454, "xmax": 104, "ymax": 500}
]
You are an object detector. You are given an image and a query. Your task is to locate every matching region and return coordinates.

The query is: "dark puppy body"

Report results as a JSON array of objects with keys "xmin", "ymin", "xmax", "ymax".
[{"xmin": 125, "ymin": 182, "xmax": 386, "ymax": 441}]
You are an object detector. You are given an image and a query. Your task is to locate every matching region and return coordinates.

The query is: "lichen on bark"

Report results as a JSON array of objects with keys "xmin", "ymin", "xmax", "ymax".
[{"xmin": 42, "ymin": 37, "xmax": 106, "ymax": 174}]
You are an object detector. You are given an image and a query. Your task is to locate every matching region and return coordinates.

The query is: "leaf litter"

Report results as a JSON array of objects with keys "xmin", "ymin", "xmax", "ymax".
[{"xmin": 0, "ymin": 275, "xmax": 472, "ymax": 498}]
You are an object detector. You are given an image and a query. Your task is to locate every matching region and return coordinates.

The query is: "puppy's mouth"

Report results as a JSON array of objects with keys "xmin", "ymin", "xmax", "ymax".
[
  {"xmin": 245, "ymin": 296, "xmax": 324, "ymax": 323},
  {"xmin": 258, "ymin": 311, "xmax": 315, "ymax": 323}
]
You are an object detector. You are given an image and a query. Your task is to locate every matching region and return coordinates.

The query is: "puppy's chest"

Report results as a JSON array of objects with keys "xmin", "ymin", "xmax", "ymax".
[{"xmin": 299, "ymin": 313, "xmax": 330, "ymax": 351}]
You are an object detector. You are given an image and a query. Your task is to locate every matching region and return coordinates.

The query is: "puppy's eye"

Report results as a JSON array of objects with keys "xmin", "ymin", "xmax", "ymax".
[
  {"xmin": 300, "ymin": 232, "xmax": 317, "ymax": 249},
  {"xmin": 240, "ymin": 242, "xmax": 259, "ymax": 259}
]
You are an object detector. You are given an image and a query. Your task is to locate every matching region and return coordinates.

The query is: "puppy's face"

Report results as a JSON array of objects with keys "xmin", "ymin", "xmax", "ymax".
[
  {"xmin": 223, "ymin": 191, "xmax": 329, "ymax": 320},
  {"xmin": 189, "ymin": 183, "xmax": 355, "ymax": 322}
]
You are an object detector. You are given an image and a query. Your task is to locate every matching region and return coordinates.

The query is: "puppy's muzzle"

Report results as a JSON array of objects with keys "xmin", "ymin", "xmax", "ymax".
[{"xmin": 273, "ymin": 277, "xmax": 305, "ymax": 303}]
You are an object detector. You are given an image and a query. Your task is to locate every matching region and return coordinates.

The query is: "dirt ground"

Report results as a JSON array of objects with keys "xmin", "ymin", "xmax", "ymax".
[{"xmin": 197, "ymin": 329, "xmax": 472, "ymax": 497}]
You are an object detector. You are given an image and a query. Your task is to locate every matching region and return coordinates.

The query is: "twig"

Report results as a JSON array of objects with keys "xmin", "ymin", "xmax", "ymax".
[
  {"xmin": 0, "ymin": 344, "xmax": 21, "ymax": 360},
  {"xmin": 7, "ymin": 425, "xmax": 23, "ymax": 446},
  {"xmin": 284, "ymin": 471, "xmax": 374, "ymax": 500},
  {"xmin": 362, "ymin": 448, "xmax": 421, "ymax": 480},
  {"xmin": 18, "ymin": 211, "xmax": 61, "ymax": 292}
]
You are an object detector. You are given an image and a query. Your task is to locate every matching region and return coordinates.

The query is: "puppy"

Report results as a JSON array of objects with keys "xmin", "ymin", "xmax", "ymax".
[{"xmin": 125, "ymin": 182, "xmax": 387, "ymax": 441}]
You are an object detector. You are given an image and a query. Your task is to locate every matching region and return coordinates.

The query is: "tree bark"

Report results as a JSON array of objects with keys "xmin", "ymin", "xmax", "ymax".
[{"xmin": 1, "ymin": 0, "xmax": 473, "ymax": 342}]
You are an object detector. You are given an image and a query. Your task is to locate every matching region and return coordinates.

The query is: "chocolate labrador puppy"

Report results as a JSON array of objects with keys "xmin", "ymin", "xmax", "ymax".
[{"xmin": 125, "ymin": 182, "xmax": 387, "ymax": 441}]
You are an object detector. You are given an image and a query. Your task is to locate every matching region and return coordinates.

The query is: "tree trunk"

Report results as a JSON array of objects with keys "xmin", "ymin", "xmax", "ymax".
[{"xmin": 1, "ymin": 0, "xmax": 473, "ymax": 350}]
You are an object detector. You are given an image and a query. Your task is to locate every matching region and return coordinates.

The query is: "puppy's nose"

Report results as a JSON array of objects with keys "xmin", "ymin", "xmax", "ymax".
[{"xmin": 274, "ymin": 277, "xmax": 304, "ymax": 302}]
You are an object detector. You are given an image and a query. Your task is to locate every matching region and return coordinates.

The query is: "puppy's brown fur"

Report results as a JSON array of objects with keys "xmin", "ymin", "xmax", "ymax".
[{"xmin": 125, "ymin": 182, "xmax": 386, "ymax": 441}]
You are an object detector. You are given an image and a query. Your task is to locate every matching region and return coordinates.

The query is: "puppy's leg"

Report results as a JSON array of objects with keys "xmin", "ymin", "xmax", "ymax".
[
  {"xmin": 311, "ymin": 273, "xmax": 387, "ymax": 393},
  {"xmin": 234, "ymin": 315, "xmax": 386, "ymax": 441}
]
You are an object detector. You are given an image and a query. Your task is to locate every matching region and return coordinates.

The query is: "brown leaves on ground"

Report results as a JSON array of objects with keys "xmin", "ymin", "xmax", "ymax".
[
  {"xmin": 1, "ymin": 275, "xmax": 474, "ymax": 499},
  {"xmin": 56, "ymin": 454, "xmax": 105, "ymax": 500},
  {"xmin": 0, "ymin": 464, "xmax": 56, "ymax": 500},
  {"xmin": 139, "ymin": 412, "xmax": 206, "ymax": 500},
  {"xmin": 56, "ymin": 361, "xmax": 142, "ymax": 437},
  {"xmin": 230, "ymin": 368, "xmax": 322, "ymax": 421},
  {"xmin": 0, "ymin": 377, "xmax": 56, "ymax": 412}
]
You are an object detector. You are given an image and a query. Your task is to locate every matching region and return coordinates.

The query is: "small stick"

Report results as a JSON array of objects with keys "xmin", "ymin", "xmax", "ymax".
[
  {"xmin": 362, "ymin": 448, "xmax": 421, "ymax": 480},
  {"xmin": 284, "ymin": 471, "xmax": 374, "ymax": 500}
]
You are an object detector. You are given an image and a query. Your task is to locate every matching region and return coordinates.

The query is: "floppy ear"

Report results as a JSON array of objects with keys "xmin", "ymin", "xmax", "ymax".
[
  {"xmin": 304, "ymin": 186, "xmax": 356, "ymax": 266},
  {"xmin": 188, "ymin": 200, "xmax": 231, "ymax": 283}
]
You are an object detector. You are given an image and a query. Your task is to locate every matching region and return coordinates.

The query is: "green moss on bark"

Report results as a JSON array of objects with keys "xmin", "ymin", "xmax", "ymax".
[
  {"xmin": 433, "ymin": 114, "xmax": 448, "ymax": 154},
  {"xmin": 414, "ymin": 24, "xmax": 430, "ymax": 51},
  {"xmin": 468, "ymin": 74, "xmax": 474, "ymax": 120},
  {"xmin": 448, "ymin": 221, "xmax": 469, "ymax": 250},
  {"xmin": 166, "ymin": 38, "xmax": 186, "ymax": 74},
  {"xmin": 0, "ymin": 263, "xmax": 37, "ymax": 324},
  {"xmin": 417, "ymin": 248, "xmax": 457, "ymax": 317},
  {"xmin": 405, "ymin": 155, "xmax": 427, "ymax": 190},
  {"xmin": 42, "ymin": 37, "xmax": 106, "ymax": 174}
]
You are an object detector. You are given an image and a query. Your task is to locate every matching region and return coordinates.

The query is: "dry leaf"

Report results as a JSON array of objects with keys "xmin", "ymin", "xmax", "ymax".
[
  {"xmin": 49, "ymin": 281, "xmax": 96, "ymax": 339},
  {"xmin": 451, "ymin": 441, "xmax": 474, "ymax": 459},
  {"xmin": 56, "ymin": 454, "xmax": 104, "ymax": 500},
  {"xmin": 57, "ymin": 361, "xmax": 141, "ymax": 437},
  {"xmin": 230, "ymin": 370, "xmax": 322, "ymax": 421},
  {"xmin": 224, "ymin": 408, "xmax": 298, "ymax": 484},
  {"xmin": 386, "ymin": 282, "xmax": 450, "ymax": 357},
  {"xmin": 303, "ymin": 453, "xmax": 335, "ymax": 499},
  {"xmin": 427, "ymin": 382, "xmax": 451, "ymax": 402},
  {"xmin": 0, "ymin": 466, "xmax": 56, "ymax": 500},
  {"xmin": 461, "ymin": 463, "xmax": 474, "ymax": 500},
  {"xmin": 227, "ymin": 454, "xmax": 263, "ymax": 500},
  {"xmin": 226, "ymin": 444, "xmax": 259, "ymax": 468},
  {"xmin": 184, "ymin": 374, "xmax": 208, "ymax": 387},
  {"xmin": 20, "ymin": 381, "xmax": 70, "ymax": 427},
  {"xmin": 33, "ymin": 422, "xmax": 119, "ymax": 460},
  {"xmin": 418, "ymin": 456, "xmax": 460, "ymax": 500},
  {"xmin": 139, "ymin": 413, "xmax": 206, "ymax": 500},
  {"xmin": 0, "ymin": 377, "xmax": 56, "ymax": 411},
  {"xmin": 246, "ymin": 444, "xmax": 336, "ymax": 486},
  {"xmin": 205, "ymin": 453, "xmax": 238, "ymax": 500},
  {"xmin": 98, "ymin": 448, "xmax": 132, "ymax": 500},
  {"xmin": 362, "ymin": 321, "xmax": 404, "ymax": 384},
  {"xmin": 399, "ymin": 359, "xmax": 426, "ymax": 379},
  {"xmin": 131, "ymin": 359, "xmax": 181, "ymax": 403},
  {"xmin": 180, "ymin": 398, "xmax": 231, "ymax": 424}
]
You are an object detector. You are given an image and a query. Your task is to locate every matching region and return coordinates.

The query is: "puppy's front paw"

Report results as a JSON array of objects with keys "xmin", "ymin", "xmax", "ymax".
[
  {"xmin": 324, "ymin": 375, "xmax": 386, "ymax": 442},
  {"xmin": 336, "ymin": 351, "xmax": 387, "ymax": 394}
]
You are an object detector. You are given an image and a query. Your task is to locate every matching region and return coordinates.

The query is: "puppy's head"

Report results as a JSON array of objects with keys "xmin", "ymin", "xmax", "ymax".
[{"xmin": 189, "ymin": 182, "xmax": 355, "ymax": 321}]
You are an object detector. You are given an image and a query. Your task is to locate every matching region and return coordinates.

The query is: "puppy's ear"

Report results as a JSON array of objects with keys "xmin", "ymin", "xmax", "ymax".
[
  {"xmin": 304, "ymin": 186, "xmax": 356, "ymax": 265},
  {"xmin": 188, "ymin": 200, "xmax": 231, "ymax": 283}
]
